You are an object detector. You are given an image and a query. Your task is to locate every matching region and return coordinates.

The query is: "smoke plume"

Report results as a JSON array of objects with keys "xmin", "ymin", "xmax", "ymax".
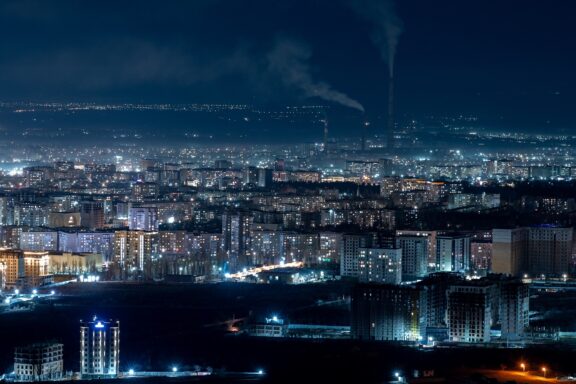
[
  {"xmin": 350, "ymin": 0, "xmax": 403, "ymax": 77},
  {"xmin": 267, "ymin": 39, "xmax": 364, "ymax": 112}
]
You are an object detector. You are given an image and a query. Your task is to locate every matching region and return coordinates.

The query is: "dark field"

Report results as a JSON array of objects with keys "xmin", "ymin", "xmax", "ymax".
[{"xmin": 1, "ymin": 282, "xmax": 576, "ymax": 383}]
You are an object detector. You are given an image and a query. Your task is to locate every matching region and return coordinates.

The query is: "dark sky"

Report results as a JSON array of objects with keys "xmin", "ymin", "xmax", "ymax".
[{"xmin": 1, "ymin": 0, "xmax": 575, "ymax": 129}]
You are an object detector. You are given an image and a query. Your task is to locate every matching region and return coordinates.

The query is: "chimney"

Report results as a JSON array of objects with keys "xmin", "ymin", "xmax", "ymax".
[
  {"xmin": 387, "ymin": 75, "xmax": 394, "ymax": 149},
  {"xmin": 323, "ymin": 112, "xmax": 329, "ymax": 151}
]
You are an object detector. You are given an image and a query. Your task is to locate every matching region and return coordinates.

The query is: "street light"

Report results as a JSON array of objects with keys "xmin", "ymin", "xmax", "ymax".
[
  {"xmin": 541, "ymin": 367, "xmax": 547, "ymax": 377},
  {"xmin": 172, "ymin": 366, "xmax": 178, "ymax": 373},
  {"xmin": 520, "ymin": 363, "xmax": 525, "ymax": 372}
]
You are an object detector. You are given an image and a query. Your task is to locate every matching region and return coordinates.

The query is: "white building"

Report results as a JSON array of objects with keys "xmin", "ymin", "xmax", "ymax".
[{"xmin": 80, "ymin": 318, "xmax": 120, "ymax": 378}]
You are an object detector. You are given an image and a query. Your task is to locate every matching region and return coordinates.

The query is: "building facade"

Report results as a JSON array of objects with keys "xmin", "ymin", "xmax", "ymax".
[
  {"xmin": 436, "ymin": 234, "xmax": 470, "ymax": 273},
  {"xmin": 447, "ymin": 283, "xmax": 494, "ymax": 343},
  {"xmin": 352, "ymin": 283, "xmax": 425, "ymax": 342},
  {"xmin": 80, "ymin": 318, "xmax": 120, "ymax": 379},
  {"xmin": 14, "ymin": 343, "xmax": 63, "ymax": 382},
  {"xmin": 396, "ymin": 235, "xmax": 428, "ymax": 281},
  {"xmin": 358, "ymin": 248, "xmax": 402, "ymax": 285}
]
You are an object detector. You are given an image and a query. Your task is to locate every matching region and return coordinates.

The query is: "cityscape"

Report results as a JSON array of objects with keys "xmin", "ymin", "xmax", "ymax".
[{"xmin": 1, "ymin": 0, "xmax": 576, "ymax": 383}]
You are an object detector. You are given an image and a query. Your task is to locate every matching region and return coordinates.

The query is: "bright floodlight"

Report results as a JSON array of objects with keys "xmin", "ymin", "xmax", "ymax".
[
  {"xmin": 395, "ymin": 372, "xmax": 400, "ymax": 377},
  {"xmin": 32, "ymin": 289, "xmax": 38, "ymax": 295},
  {"xmin": 128, "ymin": 369, "xmax": 134, "ymax": 376},
  {"xmin": 172, "ymin": 367, "xmax": 178, "ymax": 372},
  {"xmin": 14, "ymin": 289, "xmax": 19, "ymax": 295},
  {"xmin": 257, "ymin": 369, "xmax": 264, "ymax": 375},
  {"xmin": 51, "ymin": 290, "xmax": 55, "ymax": 295},
  {"xmin": 272, "ymin": 316, "xmax": 278, "ymax": 322},
  {"xmin": 4, "ymin": 298, "xmax": 9, "ymax": 304}
]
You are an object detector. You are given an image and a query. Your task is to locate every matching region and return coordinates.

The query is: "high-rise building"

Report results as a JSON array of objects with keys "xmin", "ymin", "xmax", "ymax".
[
  {"xmin": 244, "ymin": 166, "xmax": 259, "ymax": 186},
  {"xmin": 77, "ymin": 232, "xmax": 115, "ymax": 260},
  {"xmin": 447, "ymin": 282, "xmax": 494, "ymax": 343},
  {"xmin": 80, "ymin": 201, "xmax": 105, "ymax": 229},
  {"xmin": 14, "ymin": 343, "xmax": 64, "ymax": 382},
  {"xmin": 0, "ymin": 248, "xmax": 23, "ymax": 289},
  {"xmin": 492, "ymin": 226, "xmax": 573, "ymax": 277},
  {"xmin": 131, "ymin": 182, "xmax": 159, "ymax": 202},
  {"xmin": 128, "ymin": 206, "xmax": 159, "ymax": 231},
  {"xmin": 492, "ymin": 228, "xmax": 529, "ymax": 276},
  {"xmin": 358, "ymin": 248, "xmax": 402, "ymax": 285},
  {"xmin": 395, "ymin": 235, "xmax": 428, "ymax": 281},
  {"xmin": 396, "ymin": 230, "xmax": 437, "ymax": 268},
  {"xmin": 21, "ymin": 251, "xmax": 50, "ymax": 288},
  {"xmin": 80, "ymin": 318, "xmax": 120, "ymax": 379},
  {"xmin": 59, "ymin": 231, "xmax": 114, "ymax": 259},
  {"xmin": 190, "ymin": 233, "xmax": 223, "ymax": 275},
  {"xmin": 318, "ymin": 232, "xmax": 341, "ymax": 264},
  {"xmin": 0, "ymin": 226, "xmax": 23, "ymax": 248},
  {"xmin": 352, "ymin": 283, "xmax": 425, "ymax": 341},
  {"xmin": 340, "ymin": 234, "xmax": 373, "ymax": 278},
  {"xmin": 499, "ymin": 279, "xmax": 529, "ymax": 341},
  {"xmin": 527, "ymin": 226, "xmax": 573, "ymax": 277},
  {"xmin": 282, "ymin": 232, "xmax": 318, "ymax": 264},
  {"xmin": 417, "ymin": 272, "xmax": 465, "ymax": 339},
  {"xmin": 14, "ymin": 203, "xmax": 48, "ymax": 227},
  {"xmin": 19, "ymin": 230, "xmax": 58, "ymax": 251},
  {"xmin": 114, "ymin": 231, "xmax": 158, "ymax": 278},
  {"xmin": 257, "ymin": 168, "xmax": 274, "ymax": 188},
  {"xmin": 249, "ymin": 229, "xmax": 284, "ymax": 266},
  {"xmin": 159, "ymin": 230, "xmax": 187, "ymax": 254},
  {"xmin": 436, "ymin": 234, "xmax": 470, "ymax": 273},
  {"xmin": 470, "ymin": 241, "xmax": 492, "ymax": 273},
  {"xmin": 222, "ymin": 212, "xmax": 253, "ymax": 272}
]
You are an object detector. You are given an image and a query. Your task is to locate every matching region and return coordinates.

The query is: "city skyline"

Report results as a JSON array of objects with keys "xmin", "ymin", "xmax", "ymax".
[{"xmin": 1, "ymin": 1, "xmax": 576, "ymax": 384}]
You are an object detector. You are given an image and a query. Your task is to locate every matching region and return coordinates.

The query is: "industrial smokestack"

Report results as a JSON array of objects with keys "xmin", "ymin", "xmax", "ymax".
[
  {"xmin": 322, "ymin": 111, "xmax": 329, "ymax": 152},
  {"xmin": 387, "ymin": 74, "xmax": 394, "ymax": 149},
  {"xmin": 361, "ymin": 118, "xmax": 369, "ymax": 151},
  {"xmin": 323, "ymin": 119, "xmax": 329, "ymax": 150},
  {"xmin": 348, "ymin": 0, "xmax": 403, "ymax": 150}
]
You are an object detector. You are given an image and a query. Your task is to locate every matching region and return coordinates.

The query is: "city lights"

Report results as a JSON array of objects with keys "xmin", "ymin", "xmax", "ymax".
[{"xmin": 0, "ymin": 1, "xmax": 573, "ymax": 381}]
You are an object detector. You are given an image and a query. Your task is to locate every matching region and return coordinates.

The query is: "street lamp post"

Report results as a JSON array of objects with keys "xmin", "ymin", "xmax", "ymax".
[
  {"xmin": 541, "ymin": 367, "xmax": 547, "ymax": 377},
  {"xmin": 520, "ymin": 363, "xmax": 525, "ymax": 372}
]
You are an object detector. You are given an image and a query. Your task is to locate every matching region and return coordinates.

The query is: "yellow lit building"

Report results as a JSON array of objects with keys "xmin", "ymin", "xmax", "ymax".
[{"xmin": 0, "ymin": 248, "xmax": 24, "ymax": 289}]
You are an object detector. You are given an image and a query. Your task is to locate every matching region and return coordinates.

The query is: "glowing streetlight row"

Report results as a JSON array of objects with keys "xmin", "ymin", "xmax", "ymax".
[{"xmin": 518, "ymin": 362, "xmax": 548, "ymax": 377}]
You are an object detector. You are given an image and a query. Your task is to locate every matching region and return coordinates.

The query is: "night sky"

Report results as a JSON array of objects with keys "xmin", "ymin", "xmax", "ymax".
[{"xmin": 1, "ymin": 0, "xmax": 575, "ymax": 130}]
